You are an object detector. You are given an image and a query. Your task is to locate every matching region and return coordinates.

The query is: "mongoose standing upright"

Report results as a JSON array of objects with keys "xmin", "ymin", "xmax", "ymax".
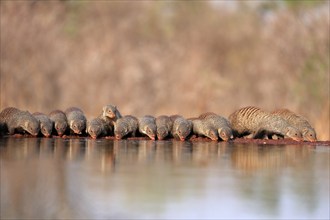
[
  {"xmin": 229, "ymin": 106, "xmax": 303, "ymax": 141},
  {"xmin": 65, "ymin": 107, "xmax": 87, "ymax": 135},
  {"xmin": 102, "ymin": 104, "xmax": 122, "ymax": 125},
  {"xmin": 272, "ymin": 109, "xmax": 317, "ymax": 142},
  {"xmin": 49, "ymin": 110, "xmax": 68, "ymax": 136},
  {"xmin": 170, "ymin": 115, "xmax": 192, "ymax": 141},
  {"xmin": 188, "ymin": 117, "xmax": 218, "ymax": 141},
  {"xmin": 114, "ymin": 115, "xmax": 139, "ymax": 139},
  {"xmin": 87, "ymin": 115, "xmax": 113, "ymax": 139},
  {"xmin": 155, "ymin": 115, "xmax": 173, "ymax": 140},
  {"xmin": 33, "ymin": 112, "xmax": 53, "ymax": 137},
  {"xmin": 198, "ymin": 112, "xmax": 233, "ymax": 141},
  {"xmin": 138, "ymin": 115, "xmax": 157, "ymax": 140},
  {"xmin": 0, "ymin": 107, "xmax": 40, "ymax": 136}
]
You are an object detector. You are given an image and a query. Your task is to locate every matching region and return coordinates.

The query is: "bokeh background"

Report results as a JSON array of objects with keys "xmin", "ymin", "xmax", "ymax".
[{"xmin": 1, "ymin": 0, "xmax": 329, "ymax": 140}]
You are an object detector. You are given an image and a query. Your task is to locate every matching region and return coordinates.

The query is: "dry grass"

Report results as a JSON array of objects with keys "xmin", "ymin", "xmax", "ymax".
[{"xmin": 1, "ymin": 1, "xmax": 329, "ymax": 140}]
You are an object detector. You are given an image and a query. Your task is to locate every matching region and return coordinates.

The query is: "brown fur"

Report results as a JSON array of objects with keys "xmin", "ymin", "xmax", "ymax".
[
  {"xmin": 272, "ymin": 109, "xmax": 317, "ymax": 141},
  {"xmin": 229, "ymin": 106, "xmax": 303, "ymax": 141}
]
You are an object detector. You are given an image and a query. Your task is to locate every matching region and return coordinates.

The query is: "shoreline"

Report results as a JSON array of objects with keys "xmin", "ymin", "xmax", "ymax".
[{"xmin": 1, "ymin": 134, "xmax": 329, "ymax": 146}]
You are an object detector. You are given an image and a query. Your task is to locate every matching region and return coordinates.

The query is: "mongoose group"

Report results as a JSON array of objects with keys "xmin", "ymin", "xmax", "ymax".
[{"xmin": 0, "ymin": 105, "xmax": 317, "ymax": 142}]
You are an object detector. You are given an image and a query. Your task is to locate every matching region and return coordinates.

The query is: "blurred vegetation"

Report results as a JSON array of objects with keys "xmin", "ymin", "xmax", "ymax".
[{"xmin": 0, "ymin": 0, "xmax": 329, "ymax": 140}]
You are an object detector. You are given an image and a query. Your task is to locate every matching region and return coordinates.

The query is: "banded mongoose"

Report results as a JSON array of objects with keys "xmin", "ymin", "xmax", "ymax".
[
  {"xmin": 49, "ymin": 110, "xmax": 68, "ymax": 136},
  {"xmin": 87, "ymin": 115, "xmax": 113, "ymax": 139},
  {"xmin": 102, "ymin": 104, "xmax": 122, "ymax": 125},
  {"xmin": 155, "ymin": 115, "xmax": 173, "ymax": 140},
  {"xmin": 33, "ymin": 112, "xmax": 53, "ymax": 137},
  {"xmin": 0, "ymin": 107, "xmax": 40, "ymax": 136},
  {"xmin": 272, "ymin": 109, "xmax": 317, "ymax": 142},
  {"xmin": 65, "ymin": 107, "xmax": 87, "ymax": 135},
  {"xmin": 198, "ymin": 112, "xmax": 233, "ymax": 141},
  {"xmin": 114, "ymin": 115, "xmax": 138, "ymax": 139},
  {"xmin": 170, "ymin": 115, "xmax": 192, "ymax": 141},
  {"xmin": 188, "ymin": 117, "xmax": 218, "ymax": 141},
  {"xmin": 138, "ymin": 115, "xmax": 157, "ymax": 140},
  {"xmin": 228, "ymin": 106, "xmax": 303, "ymax": 141}
]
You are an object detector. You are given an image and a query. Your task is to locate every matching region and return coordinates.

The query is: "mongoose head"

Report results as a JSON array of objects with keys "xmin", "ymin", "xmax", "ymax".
[
  {"xmin": 40, "ymin": 122, "xmax": 53, "ymax": 137},
  {"xmin": 24, "ymin": 119, "xmax": 40, "ymax": 136},
  {"xmin": 218, "ymin": 127, "xmax": 234, "ymax": 141},
  {"xmin": 285, "ymin": 126, "xmax": 303, "ymax": 141},
  {"xmin": 144, "ymin": 125, "xmax": 156, "ymax": 140},
  {"xmin": 70, "ymin": 120, "xmax": 86, "ymax": 134},
  {"xmin": 87, "ymin": 124, "xmax": 102, "ymax": 139},
  {"xmin": 114, "ymin": 121, "xmax": 129, "ymax": 139},
  {"xmin": 177, "ymin": 122, "xmax": 192, "ymax": 141},
  {"xmin": 302, "ymin": 127, "xmax": 317, "ymax": 142},
  {"xmin": 205, "ymin": 129, "xmax": 218, "ymax": 141},
  {"xmin": 103, "ymin": 105, "xmax": 117, "ymax": 119},
  {"xmin": 55, "ymin": 121, "xmax": 67, "ymax": 136},
  {"xmin": 157, "ymin": 127, "xmax": 168, "ymax": 140}
]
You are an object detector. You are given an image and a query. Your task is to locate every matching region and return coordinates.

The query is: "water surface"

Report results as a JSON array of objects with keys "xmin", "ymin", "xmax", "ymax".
[{"xmin": 0, "ymin": 137, "xmax": 329, "ymax": 219}]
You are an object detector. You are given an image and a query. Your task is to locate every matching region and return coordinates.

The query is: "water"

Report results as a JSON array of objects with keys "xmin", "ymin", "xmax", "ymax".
[{"xmin": 0, "ymin": 137, "xmax": 329, "ymax": 219}]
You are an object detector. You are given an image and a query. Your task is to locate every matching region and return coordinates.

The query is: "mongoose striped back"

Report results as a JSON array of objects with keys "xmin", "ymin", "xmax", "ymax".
[
  {"xmin": 229, "ymin": 106, "xmax": 303, "ymax": 141},
  {"xmin": 0, "ymin": 107, "xmax": 40, "ymax": 136},
  {"xmin": 0, "ymin": 107, "xmax": 21, "ymax": 126},
  {"xmin": 229, "ymin": 107, "xmax": 264, "ymax": 135}
]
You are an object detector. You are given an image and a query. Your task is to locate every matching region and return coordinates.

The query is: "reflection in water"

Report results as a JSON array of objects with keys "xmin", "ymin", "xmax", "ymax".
[{"xmin": 0, "ymin": 138, "xmax": 329, "ymax": 219}]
